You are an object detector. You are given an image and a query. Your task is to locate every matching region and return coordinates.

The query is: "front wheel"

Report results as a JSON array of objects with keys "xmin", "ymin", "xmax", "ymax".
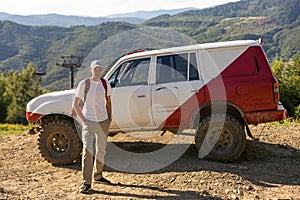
[
  {"xmin": 38, "ymin": 119, "xmax": 82, "ymax": 165},
  {"xmin": 195, "ymin": 114, "xmax": 246, "ymax": 162}
]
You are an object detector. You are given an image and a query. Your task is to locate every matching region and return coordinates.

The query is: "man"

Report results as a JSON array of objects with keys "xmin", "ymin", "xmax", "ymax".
[{"xmin": 73, "ymin": 60, "xmax": 112, "ymax": 194}]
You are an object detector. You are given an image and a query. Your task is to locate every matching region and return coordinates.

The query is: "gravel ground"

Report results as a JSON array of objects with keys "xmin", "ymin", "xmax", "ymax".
[{"xmin": 0, "ymin": 124, "xmax": 299, "ymax": 199}]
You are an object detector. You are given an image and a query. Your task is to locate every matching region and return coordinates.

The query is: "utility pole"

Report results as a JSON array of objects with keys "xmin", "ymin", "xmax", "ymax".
[
  {"xmin": 36, "ymin": 57, "xmax": 46, "ymax": 76},
  {"xmin": 56, "ymin": 55, "xmax": 82, "ymax": 88}
]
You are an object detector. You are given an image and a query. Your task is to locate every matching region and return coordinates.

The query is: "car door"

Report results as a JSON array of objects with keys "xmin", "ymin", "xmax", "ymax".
[
  {"xmin": 152, "ymin": 52, "xmax": 204, "ymax": 127},
  {"xmin": 107, "ymin": 57, "xmax": 155, "ymax": 131}
]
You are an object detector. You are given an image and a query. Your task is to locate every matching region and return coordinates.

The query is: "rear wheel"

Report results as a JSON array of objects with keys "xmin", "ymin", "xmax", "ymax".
[
  {"xmin": 195, "ymin": 113, "xmax": 246, "ymax": 162},
  {"xmin": 38, "ymin": 119, "xmax": 82, "ymax": 165}
]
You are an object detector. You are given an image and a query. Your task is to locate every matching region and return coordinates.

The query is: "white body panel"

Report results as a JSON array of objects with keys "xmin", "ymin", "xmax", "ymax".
[
  {"xmin": 26, "ymin": 40, "xmax": 259, "ymax": 132},
  {"xmin": 26, "ymin": 89, "xmax": 75, "ymax": 117},
  {"xmin": 110, "ymin": 85, "xmax": 155, "ymax": 130}
]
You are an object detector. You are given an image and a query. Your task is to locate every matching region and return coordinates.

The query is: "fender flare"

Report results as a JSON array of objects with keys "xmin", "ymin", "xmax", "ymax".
[{"xmin": 190, "ymin": 101, "xmax": 246, "ymax": 129}]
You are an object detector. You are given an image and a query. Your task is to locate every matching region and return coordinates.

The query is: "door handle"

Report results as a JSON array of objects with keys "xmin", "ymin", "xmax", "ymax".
[
  {"xmin": 137, "ymin": 94, "xmax": 147, "ymax": 98},
  {"xmin": 156, "ymin": 87, "xmax": 166, "ymax": 91}
]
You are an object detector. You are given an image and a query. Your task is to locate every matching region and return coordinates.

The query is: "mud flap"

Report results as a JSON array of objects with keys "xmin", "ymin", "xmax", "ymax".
[{"xmin": 245, "ymin": 122, "xmax": 259, "ymax": 141}]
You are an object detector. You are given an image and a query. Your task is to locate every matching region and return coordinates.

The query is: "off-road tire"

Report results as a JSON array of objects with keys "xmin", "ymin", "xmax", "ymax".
[
  {"xmin": 195, "ymin": 113, "xmax": 246, "ymax": 162},
  {"xmin": 38, "ymin": 119, "xmax": 82, "ymax": 165}
]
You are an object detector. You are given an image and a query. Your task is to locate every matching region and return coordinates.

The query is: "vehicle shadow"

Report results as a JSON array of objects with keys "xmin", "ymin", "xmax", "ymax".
[
  {"xmin": 103, "ymin": 138, "xmax": 300, "ymax": 187},
  {"xmin": 62, "ymin": 138, "xmax": 300, "ymax": 188}
]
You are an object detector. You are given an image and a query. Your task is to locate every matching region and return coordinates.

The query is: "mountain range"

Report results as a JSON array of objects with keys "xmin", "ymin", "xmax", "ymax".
[
  {"xmin": 0, "ymin": 8, "xmax": 198, "ymax": 27},
  {"xmin": 0, "ymin": 0, "xmax": 299, "ymax": 90}
]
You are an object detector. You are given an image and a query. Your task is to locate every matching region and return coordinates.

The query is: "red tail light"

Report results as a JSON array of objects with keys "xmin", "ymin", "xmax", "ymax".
[{"xmin": 273, "ymin": 82, "xmax": 279, "ymax": 104}]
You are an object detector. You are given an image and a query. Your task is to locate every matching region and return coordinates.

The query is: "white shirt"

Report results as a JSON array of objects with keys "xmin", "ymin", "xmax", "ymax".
[{"xmin": 75, "ymin": 78, "xmax": 112, "ymax": 122}]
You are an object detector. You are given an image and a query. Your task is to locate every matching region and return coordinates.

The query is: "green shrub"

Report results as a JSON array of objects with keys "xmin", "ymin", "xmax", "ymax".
[{"xmin": 272, "ymin": 55, "xmax": 300, "ymax": 119}]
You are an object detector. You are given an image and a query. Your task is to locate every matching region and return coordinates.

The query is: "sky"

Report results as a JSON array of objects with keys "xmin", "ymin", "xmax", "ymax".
[{"xmin": 1, "ymin": 0, "xmax": 240, "ymax": 17}]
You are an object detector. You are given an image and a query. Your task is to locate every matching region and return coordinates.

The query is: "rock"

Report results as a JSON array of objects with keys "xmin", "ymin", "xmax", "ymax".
[
  {"xmin": 0, "ymin": 187, "xmax": 5, "ymax": 193},
  {"xmin": 246, "ymin": 185, "xmax": 254, "ymax": 191},
  {"xmin": 200, "ymin": 190, "xmax": 210, "ymax": 196},
  {"xmin": 225, "ymin": 189, "xmax": 231, "ymax": 194}
]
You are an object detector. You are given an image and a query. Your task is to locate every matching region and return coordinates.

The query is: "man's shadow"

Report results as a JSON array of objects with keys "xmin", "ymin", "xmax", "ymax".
[{"xmin": 85, "ymin": 181, "xmax": 220, "ymax": 199}]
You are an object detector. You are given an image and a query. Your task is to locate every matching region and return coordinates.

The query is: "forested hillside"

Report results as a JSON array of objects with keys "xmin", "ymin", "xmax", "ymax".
[
  {"xmin": 0, "ymin": 21, "xmax": 137, "ymax": 89},
  {"xmin": 144, "ymin": 0, "xmax": 299, "ymax": 59},
  {"xmin": 0, "ymin": 0, "xmax": 299, "ymax": 91}
]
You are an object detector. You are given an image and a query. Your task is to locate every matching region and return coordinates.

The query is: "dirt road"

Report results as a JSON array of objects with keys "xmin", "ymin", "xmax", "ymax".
[{"xmin": 0, "ymin": 124, "xmax": 299, "ymax": 199}]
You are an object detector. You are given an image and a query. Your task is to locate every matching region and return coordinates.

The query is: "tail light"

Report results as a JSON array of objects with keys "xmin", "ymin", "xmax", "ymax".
[{"xmin": 273, "ymin": 82, "xmax": 279, "ymax": 104}]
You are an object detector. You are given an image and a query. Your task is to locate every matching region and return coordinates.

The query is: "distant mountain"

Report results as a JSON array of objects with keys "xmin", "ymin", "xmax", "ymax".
[
  {"xmin": 0, "ymin": 0, "xmax": 299, "ymax": 90},
  {"xmin": 0, "ymin": 12, "xmax": 145, "ymax": 26},
  {"xmin": 0, "ymin": 7, "xmax": 198, "ymax": 27},
  {"xmin": 106, "ymin": 7, "xmax": 199, "ymax": 19}
]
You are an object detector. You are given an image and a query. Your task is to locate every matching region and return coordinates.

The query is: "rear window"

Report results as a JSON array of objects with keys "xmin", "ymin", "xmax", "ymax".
[{"xmin": 156, "ymin": 52, "xmax": 199, "ymax": 84}]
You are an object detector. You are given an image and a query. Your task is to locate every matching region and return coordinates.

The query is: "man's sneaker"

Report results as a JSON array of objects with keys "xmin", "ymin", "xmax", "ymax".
[
  {"xmin": 93, "ymin": 177, "xmax": 112, "ymax": 185},
  {"xmin": 80, "ymin": 184, "xmax": 91, "ymax": 194}
]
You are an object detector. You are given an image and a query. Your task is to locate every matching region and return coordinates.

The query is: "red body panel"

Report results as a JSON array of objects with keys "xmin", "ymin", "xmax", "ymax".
[
  {"xmin": 161, "ymin": 46, "xmax": 285, "ymax": 129},
  {"xmin": 26, "ymin": 112, "xmax": 43, "ymax": 123},
  {"xmin": 245, "ymin": 109, "xmax": 287, "ymax": 125}
]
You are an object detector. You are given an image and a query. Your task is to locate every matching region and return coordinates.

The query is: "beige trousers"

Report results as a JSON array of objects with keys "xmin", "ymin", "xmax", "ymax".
[{"xmin": 81, "ymin": 119, "xmax": 110, "ymax": 185}]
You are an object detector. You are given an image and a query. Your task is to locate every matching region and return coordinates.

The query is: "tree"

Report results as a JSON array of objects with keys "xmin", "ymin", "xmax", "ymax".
[
  {"xmin": 272, "ymin": 55, "xmax": 300, "ymax": 119},
  {"xmin": 0, "ymin": 72, "xmax": 9, "ymax": 122},
  {"xmin": 4, "ymin": 63, "xmax": 42, "ymax": 123}
]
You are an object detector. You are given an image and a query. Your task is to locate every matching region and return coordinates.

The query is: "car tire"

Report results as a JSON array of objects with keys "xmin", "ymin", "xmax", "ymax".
[
  {"xmin": 38, "ymin": 119, "xmax": 82, "ymax": 165},
  {"xmin": 195, "ymin": 113, "xmax": 246, "ymax": 162}
]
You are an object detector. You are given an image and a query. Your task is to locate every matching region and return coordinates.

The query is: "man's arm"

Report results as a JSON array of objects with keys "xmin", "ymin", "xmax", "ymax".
[
  {"xmin": 106, "ymin": 96, "xmax": 112, "ymax": 120},
  {"xmin": 73, "ymin": 97, "xmax": 87, "ymax": 122}
]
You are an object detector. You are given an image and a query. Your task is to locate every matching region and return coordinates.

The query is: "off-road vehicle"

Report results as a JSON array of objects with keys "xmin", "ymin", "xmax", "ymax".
[{"xmin": 26, "ymin": 40, "xmax": 286, "ymax": 165}]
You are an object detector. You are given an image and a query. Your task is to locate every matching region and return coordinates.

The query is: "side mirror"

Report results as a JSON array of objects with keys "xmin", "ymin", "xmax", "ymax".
[{"xmin": 108, "ymin": 80, "xmax": 115, "ymax": 88}]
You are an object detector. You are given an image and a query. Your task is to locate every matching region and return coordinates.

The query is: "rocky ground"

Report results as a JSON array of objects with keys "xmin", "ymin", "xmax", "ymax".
[{"xmin": 0, "ymin": 124, "xmax": 299, "ymax": 199}]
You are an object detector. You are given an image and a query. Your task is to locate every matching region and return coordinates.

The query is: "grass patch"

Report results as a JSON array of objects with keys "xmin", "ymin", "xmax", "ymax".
[
  {"xmin": 265, "ymin": 118, "xmax": 300, "ymax": 126},
  {"xmin": 0, "ymin": 119, "xmax": 298, "ymax": 136},
  {"xmin": 0, "ymin": 123, "xmax": 33, "ymax": 136}
]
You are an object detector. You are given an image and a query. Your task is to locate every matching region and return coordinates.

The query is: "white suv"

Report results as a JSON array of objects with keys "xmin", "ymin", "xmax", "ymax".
[{"xmin": 26, "ymin": 40, "xmax": 286, "ymax": 165}]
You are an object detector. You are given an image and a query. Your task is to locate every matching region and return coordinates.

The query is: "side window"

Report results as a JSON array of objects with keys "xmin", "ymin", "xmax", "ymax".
[
  {"xmin": 156, "ymin": 53, "xmax": 199, "ymax": 84},
  {"xmin": 110, "ymin": 58, "xmax": 150, "ymax": 87},
  {"xmin": 156, "ymin": 53, "xmax": 188, "ymax": 84},
  {"xmin": 108, "ymin": 61, "xmax": 128, "ymax": 87},
  {"xmin": 189, "ymin": 53, "xmax": 200, "ymax": 81}
]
